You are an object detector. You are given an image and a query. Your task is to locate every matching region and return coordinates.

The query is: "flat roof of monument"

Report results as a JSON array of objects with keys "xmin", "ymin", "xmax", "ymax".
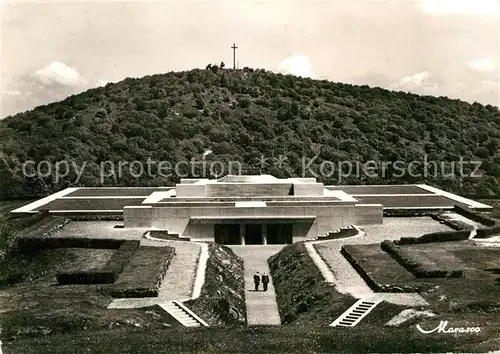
[
  {"xmin": 9, "ymin": 182, "xmax": 492, "ymax": 215},
  {"xmin": 179, "ymin": 175, "xmax": 319, "ymax": 184}
]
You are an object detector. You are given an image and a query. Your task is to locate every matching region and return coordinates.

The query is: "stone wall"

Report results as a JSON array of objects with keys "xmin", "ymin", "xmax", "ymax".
[
  {"xmin": 124, "ymin": 203, "xmax": 383, "ymax": 240},
  {"xmin": 354, "ymin": 204, "xmax": 384, "ymax": 224},
  {"xmin": 292, "ymin": 183, "xmax": 324, "ymax": 196},
  {"xmin": 36, "ymin": 197, "xmax": 145, "ymax": 211},
  {"xmin": 188, "ymin": 223, "xmax": 215, "ymax": 242},
  {"xmin": 206, "ymin": 183, "xmax": 293, "ymax": 197}
]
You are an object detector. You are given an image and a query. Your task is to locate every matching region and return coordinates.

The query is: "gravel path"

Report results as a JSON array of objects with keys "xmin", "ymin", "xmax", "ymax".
[
  {"xmin": 311, "ymin": 217, "xmax": 451, "ymax": 306},
  {"xmin": 359, "ymin": 217, "xmax": 451, "ymax": 243},
  {"xmin": 108, "ymin": 239, "xmax": 201, "ymax": 309},
  {"xmin": 442, "ymin": 212, "xmax": 484, "ymax": 229},
  {"xmin": 153, "ymin": 240, "xmax": 201, "ymax": 301},
  {"xmin": 229, "ymin": 245, "xmax": 285, "ymax": 325},
  {"xmin": 55, "ymin": 221, "xmax": 146, "ymax": 240}
]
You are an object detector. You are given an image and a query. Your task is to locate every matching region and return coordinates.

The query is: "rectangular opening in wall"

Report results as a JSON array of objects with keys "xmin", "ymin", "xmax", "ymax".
[
  {"xmin": 245, "ymin": 224, "xmax": 262, "ymax": 245},
  {"xmin": 267, "ymin": 223, "xmax": 293, "ymax": 244},
  {"xmin": 214, "ymin": 224, "xmax": 240, "ymax": 244}
]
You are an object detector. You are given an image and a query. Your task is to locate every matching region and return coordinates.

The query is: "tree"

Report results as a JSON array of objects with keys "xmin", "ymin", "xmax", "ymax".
[{"xmin": 220, "ymin": 61, "xmax": 225, "ymax": 70}]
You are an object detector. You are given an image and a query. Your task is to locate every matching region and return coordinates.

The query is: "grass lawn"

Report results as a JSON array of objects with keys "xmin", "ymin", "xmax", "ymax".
[
  {"xmin": 342, "ymin": 241, "xmax": 500, "ymax": 313},
  {"xmin": 268, "ymin": 243, "xmax": 405, "ymax": 325},
  {"xmin": 185, "ymin": 244, "xmax": 246, "ymax": 326},
  {"xmin": 342, "ymin": 244, "xmax": 429, "ymax": 291},
  {"xmin": 1, "ymin": 285, "xmax": 181, "ymax": 340},
  {"xmin": 0, "ymin": 248, "xmax": 181, "ymax": 341},
  {"xmin": 4, "ymin": 323, "xmax": 500, "ymax": 354},
  {"xmin": 0, "ymin": 200, "xmax": 36, "ymax": 214},
  {"xmin": 477, "ymin": 199, "xmax": 500, "ymax": 219},
  {"xmin": 110, "ymin": 246, "xmax": 175, "ymax": 297}
]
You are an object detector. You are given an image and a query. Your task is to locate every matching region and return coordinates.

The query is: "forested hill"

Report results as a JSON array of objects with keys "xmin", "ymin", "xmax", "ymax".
[{"xmin": 0, "ymin": 67, "xmax": 499, "ymax": 200}]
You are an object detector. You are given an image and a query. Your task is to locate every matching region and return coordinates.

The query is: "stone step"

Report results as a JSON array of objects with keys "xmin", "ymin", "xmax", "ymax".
[
  {"xmin": 330, "ymin": 299, "xmax": 381, "ymax": 327},
  {"xmin": 161, "ymin": 301, "xmax": 207, "ymax": 328},
  {"xmin": 169, "ymin": 309, "xmax": 185, "ymax": 314},
  {"xmin": 187, "ymin": 323, "xmax": 201, "ymax": 327},
  {"xmin": 183, "ymin": 321, "xmax": 200, "ymax": 326},
  {"xmin": 177, "ymin": 315, "xmax": 194, "ymax": 321}
]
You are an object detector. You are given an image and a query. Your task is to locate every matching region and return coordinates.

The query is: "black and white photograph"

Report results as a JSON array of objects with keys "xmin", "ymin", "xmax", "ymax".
[{"xmin": 0, "ymin": 0, "xmax": 499, "ymax": 353}]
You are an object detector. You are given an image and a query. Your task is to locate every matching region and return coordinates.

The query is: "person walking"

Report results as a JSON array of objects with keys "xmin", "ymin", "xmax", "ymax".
[
  {"xmin": 262, "ymin": 272, "xmax": 269, "ymax": 291},
  {"xmin": 253, "ymin": 271, "xmax": 261, "ymax": 291}
]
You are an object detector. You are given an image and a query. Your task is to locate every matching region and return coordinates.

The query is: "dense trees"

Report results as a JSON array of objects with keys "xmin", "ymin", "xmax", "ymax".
[{"xmin": 0, "ymin": 68, "xmax": 499, "ymax": 199}]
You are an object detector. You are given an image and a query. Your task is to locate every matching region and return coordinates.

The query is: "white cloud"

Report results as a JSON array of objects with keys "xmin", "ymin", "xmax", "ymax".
[
  {"xmin": 420, "ymin": 0, "xmax": 500, "ymax": 15},
  {"xmin": 2, "ymin": 90, "xmax": 22, "ymax": 97},
  {"xmin": 96, "ymin": 79, "xmax": 110, "ymax": 87},
  {"xmin": 277, "ymin": 55, "xmax": 315, "ymax": 78},
  {"xmin": 31, "ymin": 61, "xmax": 85, "ymax": 87},
  {"xmin": 466, "ymin": 57, "xmax": 499, "ymax": 72},
  {"xmin": 481, "ymin": 79, "xmax": 500, "ymax": 89},
  {"xmin": 391, "ymin": 71, "xmax": 439, "ymax": 92}
]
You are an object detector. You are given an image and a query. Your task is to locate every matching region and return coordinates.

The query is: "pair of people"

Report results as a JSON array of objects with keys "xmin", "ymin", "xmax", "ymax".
[{"xmin": 253, "ymin": 271, "xmax": 270, "ymax": 291}]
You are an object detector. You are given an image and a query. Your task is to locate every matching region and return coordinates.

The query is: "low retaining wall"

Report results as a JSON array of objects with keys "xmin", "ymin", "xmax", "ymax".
[
  {"xmin": 454, "ymin": 205, "xmax": 496, "ymax": 227},
  {"xmin": 18, "ymin": 237, "xmax": 126, "ymax": 253},
  {"xmin": 384, "ymin": 210, "xmax": 443, "ymax": 217},
  {"xmin": 341, "ymin": 245, "xmax": 420, "ymax": 292},
  {"xmin": 391, "ymin": 205, "xmax": 499, "ymax": 245},
  {"xmin": 316, "ymin": 226, "xmax": 358, "ymax": 240},
  {"xmin": 430, "ymin": 214, "xmax": 472, "ymax": 231},
  {"xmin": 110, "ymin": 246, "xmax": 175, "ymax": 297},
  {"xmin": 453, "ymin": 205, "xmax": 500, "ymax": 238},
  {"xmin": 56, "ymin": 240, "xmax": 140, "ymax": 284},
  {"xmin": 395, "ymin": 230, "xmax": 471, "ymax": 245},
  {"xmin": 381, "ymin": 240, "xmax": 463, "ymax": 278},
  {"xmin": 70, "ymin": 215, "xmax": 123, "ymax": 221},
  {"xmin": 476, "ymin": 226, "xmax": 500, "ymax": 238}
]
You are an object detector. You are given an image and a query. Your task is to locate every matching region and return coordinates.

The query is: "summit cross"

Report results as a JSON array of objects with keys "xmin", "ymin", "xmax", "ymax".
[{"xmin": 231, "ymin": 43, "xmax": 238, "ymax": 69}]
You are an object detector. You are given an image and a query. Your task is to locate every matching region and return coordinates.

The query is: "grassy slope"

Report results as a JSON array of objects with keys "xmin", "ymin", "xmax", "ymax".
[
  {"xmin": 0, "ymin": 209, "xmax": 180, "ymax": 341},
  {"xmin": 478, "ymin": 198, "xmax": 500, "ymax": 219},
  {"xmin": 0, "ymin": 209, "xmax": 67, "ymax": 286},
  {"xmin": 268, "ymin": 242, "xmax": 403, "ymax": 325},
  {"xmin": 1, "ymin": 284, "xmax": 180, "ymax": 341},
  {"xmin": 5, "ymin": 324, "xmax": 500, "ymax": 354},
  {"xmin": 343, "ymin": 241, "xmax": 500, "ymax": 312},
  {"xmin": 4, "ymin": 241, "xmax": 499, "ymax": 353},
  {"xmin": 185, "ymin": 243, "xmax": 246, "ymax": 326}
]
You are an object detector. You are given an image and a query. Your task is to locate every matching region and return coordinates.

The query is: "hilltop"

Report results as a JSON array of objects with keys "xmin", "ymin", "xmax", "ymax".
[{"xmin": 0, "ymin": 67, "xmax": 499, "ymax": 199}]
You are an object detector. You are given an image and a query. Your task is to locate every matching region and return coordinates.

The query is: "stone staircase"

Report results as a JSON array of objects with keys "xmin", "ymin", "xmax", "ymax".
[
  {"xmin": 311, "ymin": 225, "xmax": 358, "ymax": 241},
  {"xmin": 160, "ymin": 301, "xmax": 208, "ymax": 327},
  {"xmin": 330, "ymin": 299, "xmax": 381, "ymax": 327}
]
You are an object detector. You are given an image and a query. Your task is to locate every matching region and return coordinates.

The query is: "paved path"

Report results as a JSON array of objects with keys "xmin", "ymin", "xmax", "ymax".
[
  {"xmin": 109, "ymin": 239, "xmax": 202, "ymax": 308},
  {"xmin": 309, "ymin": 220, "xmax": 443, "ymax": 306},
  {"xmin": 312, "ymin": 241, "xmax": 428, "ymax": 306},
  {"xmin": 229, "ymin": 245, "xmax": 285, "ymax": 325}
]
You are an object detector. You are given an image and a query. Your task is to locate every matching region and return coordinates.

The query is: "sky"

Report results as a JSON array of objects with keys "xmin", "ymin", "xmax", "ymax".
[{"xmin": 1, "ymin": 0, "xmax": 499, "ymax": 118}]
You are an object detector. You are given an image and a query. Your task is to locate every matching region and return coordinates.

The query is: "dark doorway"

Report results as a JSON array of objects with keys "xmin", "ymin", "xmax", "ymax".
[
  {"xmin": 214, "ymin": 224, "xmax": 240, "ymax": 244},
  {"xmin": 267, "ymin": 223, "xmax": 293, "ymax": 244},
  {"xmin": 245, "ymin": 224, "xmax": 262, "ymax": 245}
]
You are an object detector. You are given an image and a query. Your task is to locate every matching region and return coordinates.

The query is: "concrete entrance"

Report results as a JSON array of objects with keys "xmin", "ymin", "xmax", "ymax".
[
  {"xmin": 214, "ymin": 224, "xmax": 240, "ymax": 245},
  {"xmin": 267, "ymin": 224, "xmax": 292, "ymax": 244},
  {"xmin": 213, "ymin": 222, "xmax": 293, "ymax": 245},
  {"xmin": 245, "ymin": 224, "xmax": 262, "ymax": 245}
]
